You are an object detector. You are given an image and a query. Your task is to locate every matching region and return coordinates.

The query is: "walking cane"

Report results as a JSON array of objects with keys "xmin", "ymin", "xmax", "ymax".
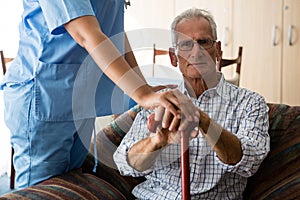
[{"xmin": 181, "ymin": 132, "xmax": 190, "ymax": 200}]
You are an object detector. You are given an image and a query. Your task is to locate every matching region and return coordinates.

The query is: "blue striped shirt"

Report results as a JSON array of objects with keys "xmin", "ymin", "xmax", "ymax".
[{"xmin": 114, "ymin": 74, "xmax": 270, "ymax": 199}]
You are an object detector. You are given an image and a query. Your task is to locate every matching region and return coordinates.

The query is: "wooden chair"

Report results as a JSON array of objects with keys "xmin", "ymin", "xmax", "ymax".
[
  {"xmin": 218, "ymin": 46, "xmax": 243, "ymax": 86},
  {"xmin": 0, "ymin": 50, "xmax": 15, "ymax": 189},
  {"xmin": 0, "ymin": 50, "xmax": 13, "ymax": 75},
  {"xmin": 152, "ymin": 43, "xmax": 169, "ymax": 77}
]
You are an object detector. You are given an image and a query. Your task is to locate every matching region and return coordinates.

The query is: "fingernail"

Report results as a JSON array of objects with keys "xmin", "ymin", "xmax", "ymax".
[{"xmin": 178, "ymin": 126, "xmax": 183, "ymax": 132}]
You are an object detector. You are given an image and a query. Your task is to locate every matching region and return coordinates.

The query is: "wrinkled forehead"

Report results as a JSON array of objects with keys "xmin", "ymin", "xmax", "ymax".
[{"xmin": 172, "ymin": 17, "xmax": 213, "ymax": 44}]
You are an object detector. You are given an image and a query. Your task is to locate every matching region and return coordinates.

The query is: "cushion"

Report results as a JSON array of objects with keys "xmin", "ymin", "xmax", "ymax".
[
  {"xmin": 82, "ymin": 153, "xmax": 145, "ymax": 200},
  {"xmin": 243, "ymin": 103, "xmax": 300, "ymax": 200},
  {"xmin": 0, "ymin": 170, "xmax": 126, "ymax": 200}
]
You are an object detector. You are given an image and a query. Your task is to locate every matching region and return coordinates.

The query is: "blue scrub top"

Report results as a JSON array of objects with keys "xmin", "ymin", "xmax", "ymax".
[{"xmin": 1, "ymin": 0, "xmax": 134, "ymax": 121}]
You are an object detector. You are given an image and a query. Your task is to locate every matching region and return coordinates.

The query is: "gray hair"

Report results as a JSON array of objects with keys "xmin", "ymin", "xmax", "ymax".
[{"xmin": 171, "ymin": 8, "xmax": 217, "ymax": 46}]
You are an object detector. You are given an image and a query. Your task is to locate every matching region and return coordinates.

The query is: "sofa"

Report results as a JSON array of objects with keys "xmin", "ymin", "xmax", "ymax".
[{"xmin": 1, "ymin": 103, "xmax": 299, "ymax": 200}]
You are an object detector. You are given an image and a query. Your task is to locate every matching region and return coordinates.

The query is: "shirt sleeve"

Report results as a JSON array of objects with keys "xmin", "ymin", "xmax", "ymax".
[
  {"xmin": 113, "ymin": 110, "xmax": 154, "ymax": 177},
  {"xmin": 39, "ymin": 0, "xmax": 95, "ymax": 34},
  {"xmin": 216, "ymin": 93, "xmax": 270, "ymax": 177}
]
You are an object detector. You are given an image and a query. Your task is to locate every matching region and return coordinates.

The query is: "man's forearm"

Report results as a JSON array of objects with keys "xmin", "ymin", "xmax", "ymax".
[
  {"xmin": 128, "ymin": 135, "xmax": 164, "ymax": 172},
  {"xmin": 199, "ymin": 110, "xmax": 242, "ymax": 165}
]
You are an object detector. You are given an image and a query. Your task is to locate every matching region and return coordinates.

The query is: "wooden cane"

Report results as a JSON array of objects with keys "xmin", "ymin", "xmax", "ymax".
[{"xmin": 181, "ymin": 132, "xmax": 190, "ymax": 200}]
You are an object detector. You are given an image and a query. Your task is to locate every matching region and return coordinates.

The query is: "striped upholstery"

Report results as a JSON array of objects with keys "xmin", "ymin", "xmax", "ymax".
[
  {"xmin": 0, "ymin": 170, "xmax": 126, "ymax": 200},
  {"xmin": 243, "ymin": 103, "xmax": 300, "ymax": 200},
  {"xmin": 82, "ymin": 153, "xmax": 145, "ymax": 200}
]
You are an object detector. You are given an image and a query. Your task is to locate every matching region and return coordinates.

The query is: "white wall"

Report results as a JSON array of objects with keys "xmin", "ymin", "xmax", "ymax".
[
  {"xmin": 124, "ymin": 0, "xmax": 181, "ymax": 82},
  {"xmin": 0, "ymin": 0, "xmax": 22, "ymax": 57}
]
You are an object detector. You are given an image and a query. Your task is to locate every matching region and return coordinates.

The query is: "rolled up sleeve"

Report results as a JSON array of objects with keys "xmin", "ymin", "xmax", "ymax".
[
  {"xmin": 39, "ymin": 0, "xmax": 94, "ymax": 34},
  {"xmin": 113, "ymin": 111, "xmax": 153, "ymax": 177},
  {"xmin": 215, "ymin": 95, "xmax": 270, "ymax": 177}
]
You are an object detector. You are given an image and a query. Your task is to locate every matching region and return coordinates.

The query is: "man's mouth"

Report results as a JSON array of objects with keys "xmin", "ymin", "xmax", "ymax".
[{"xmin": 189, "ymin": 62, "xmax": 207, "ymax": 67}]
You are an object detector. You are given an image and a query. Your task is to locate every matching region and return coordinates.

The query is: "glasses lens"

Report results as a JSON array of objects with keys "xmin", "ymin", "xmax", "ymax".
[
  {"xmin": 179, "ymin": 40, "xmax": 194, "ymax": 51},
  {"xmin": 198, "ymin": 39, "xmax": 214, "ymax": 50},
  {"xmin": 178, "ymin": 39, "xmax": 215, "ymax": 51}
]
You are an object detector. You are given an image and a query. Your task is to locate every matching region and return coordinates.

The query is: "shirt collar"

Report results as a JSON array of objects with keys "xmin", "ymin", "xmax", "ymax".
[{"xmin": 178, "ymin": 72, "xmax": 230, "ymax": 101}]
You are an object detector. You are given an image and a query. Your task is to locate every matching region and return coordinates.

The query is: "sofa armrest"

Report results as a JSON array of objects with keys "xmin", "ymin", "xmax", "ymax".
[{"xmin": 243, "ymin": 103, "xmax": 300, "ymax": 200}]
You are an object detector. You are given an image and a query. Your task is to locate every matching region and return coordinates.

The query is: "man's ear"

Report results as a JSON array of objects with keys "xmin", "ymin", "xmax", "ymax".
[
  {"xmin": 169, "ymin": 47, "xmax": 178, "ymax": 67},
  {"xmin": 216, "ymin": 41, "xmax": 222, "ymax": 62}
]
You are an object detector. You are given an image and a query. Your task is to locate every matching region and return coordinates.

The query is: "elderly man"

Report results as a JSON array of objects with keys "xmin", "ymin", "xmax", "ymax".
[{"xmin": 114, "ymin": 8, "xmax": 270, "ymax": 199}]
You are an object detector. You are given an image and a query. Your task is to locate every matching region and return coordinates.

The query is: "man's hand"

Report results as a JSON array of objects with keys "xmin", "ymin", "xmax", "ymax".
[
  {"xmin": 128, "ymin": 113, "xmax": 199, "ymax": 172},
  {"xmin": 152, "ymin": 89, "xmax": 200, "ymax": 133},
  {"xmin": 147, "ymin": 113, "xmax": 199, "ymax": 147}
]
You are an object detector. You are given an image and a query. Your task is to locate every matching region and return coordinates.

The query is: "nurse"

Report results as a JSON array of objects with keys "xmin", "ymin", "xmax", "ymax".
[{"xmin": 1, "ymin": 0, "xmax": 199, "ymax": 188}]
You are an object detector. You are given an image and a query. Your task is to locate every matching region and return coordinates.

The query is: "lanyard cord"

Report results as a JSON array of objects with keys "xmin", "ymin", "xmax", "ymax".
[{"xmin": 93, "ymin": 123, "xmax": 98, "ymax": 173}]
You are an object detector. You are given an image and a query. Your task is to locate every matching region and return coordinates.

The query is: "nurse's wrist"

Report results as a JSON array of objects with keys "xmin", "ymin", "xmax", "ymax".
[{"xmin": 131, "ymin": 84, "xmax": 154, "ymax": 108}]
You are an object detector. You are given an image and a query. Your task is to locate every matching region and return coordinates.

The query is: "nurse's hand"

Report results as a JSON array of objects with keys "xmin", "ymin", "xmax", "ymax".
[
  {"xmin": 151, "ymin": 84, "xmax": 178, "ymax": 92},
  {"xmin": 141, "ymin": 89, "xmax": 200, "ymax": 132}
]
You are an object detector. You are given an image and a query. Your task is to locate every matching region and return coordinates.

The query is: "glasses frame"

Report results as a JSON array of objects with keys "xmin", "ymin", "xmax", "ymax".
[{"xmin": 176, "ymin": 39, "xmax": 216, "ymax": 51}]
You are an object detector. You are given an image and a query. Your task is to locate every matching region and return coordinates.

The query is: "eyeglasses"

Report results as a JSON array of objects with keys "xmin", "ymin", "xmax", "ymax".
[{"xmin": 177, "ymin": 39, "xmax": 216, "ymax": 51}]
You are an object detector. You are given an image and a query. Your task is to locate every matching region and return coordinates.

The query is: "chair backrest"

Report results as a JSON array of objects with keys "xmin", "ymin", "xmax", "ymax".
[
  {"xmin": 0, "ymin": 50, "xmax": 7, "ymax": 75},
  {"xmin": 218, "ymin": 46, "xmax": 243, "ymax": 86},
  {"xmin": 0, "ymin": 50, "xmax": 13, "ymax": 75}
]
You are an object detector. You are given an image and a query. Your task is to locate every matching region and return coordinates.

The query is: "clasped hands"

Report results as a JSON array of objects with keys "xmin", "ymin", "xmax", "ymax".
[{"xmin": 147, "ymin": 89, "xmax": 200, "ymax": 147}]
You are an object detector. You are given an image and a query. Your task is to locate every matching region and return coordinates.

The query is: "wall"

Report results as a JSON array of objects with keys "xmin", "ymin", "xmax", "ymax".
[{"xmin": 124, "ymin": 0, "xmax": 182, "ymax": 82}]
